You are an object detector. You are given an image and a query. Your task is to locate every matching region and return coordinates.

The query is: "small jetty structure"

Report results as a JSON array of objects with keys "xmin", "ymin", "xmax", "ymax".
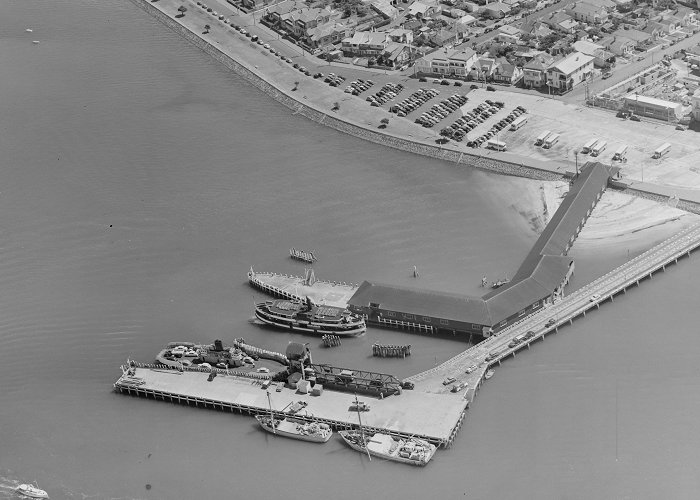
[
  {"xmin": 248, "ymin": 267, "xmax": 359, "ymax": 308},
  {"xmin": 372, "ymin": 343, "xmax": 411, "ymax": 358},
  {"xmin": 290, "ymin": 247, "xmax": 317, "ymax": 263}
]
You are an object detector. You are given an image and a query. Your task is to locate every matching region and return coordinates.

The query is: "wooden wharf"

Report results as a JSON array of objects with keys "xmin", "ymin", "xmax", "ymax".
[
  {"xmin": 114, "ymin": 361, "xmax": 468, "ymax": 448},
  {"xmin": 116, "ymin": 226, "xmax": 700, "ymax": 450},
  {"xmin": 248, "ymin": 268, "xmax": 358, "ymax": 308}
]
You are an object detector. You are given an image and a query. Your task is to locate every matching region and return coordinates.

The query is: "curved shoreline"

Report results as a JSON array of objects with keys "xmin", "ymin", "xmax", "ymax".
[
  {"xmin": 128, "ymin": 0, "xmax": 700, "ymax": 216},
  {"xmin": 128, "ymin": 0, "xmax": 562, "ymax": 182}
]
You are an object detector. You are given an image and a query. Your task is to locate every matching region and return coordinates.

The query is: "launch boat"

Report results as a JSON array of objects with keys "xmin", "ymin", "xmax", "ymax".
[
  {"xmin": 254, "ymin": 297, "xmax": 366, "ymax": 336},
  {"xmin": 255, "ymin": 415, "xmax": 332, "ymax": 443},
  {"xmin": 338, "ymin": 431, "xmax": 437, "ymax": 466}
]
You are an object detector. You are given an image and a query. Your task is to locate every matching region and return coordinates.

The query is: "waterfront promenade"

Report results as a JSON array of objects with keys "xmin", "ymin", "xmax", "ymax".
[{"xmin": 128, "ymin": 0, "xmax": 700, "ymax": 213}]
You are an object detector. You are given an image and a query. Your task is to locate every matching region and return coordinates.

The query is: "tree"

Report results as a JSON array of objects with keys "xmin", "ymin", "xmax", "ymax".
[
  {"xmin": 203, "ymin": 24, "xmax": 211, "ymax": 34},
  {"xmin": 332, "ymin": 101, "xmax": 340, "ymax": 111},
  {"xmin": 177, "ymin": 6, "xmax": 187, "ymax": 17},
  {"xmin": 380, "ymin": 118, "xmax": 390, "ymax": 125},
  {"xmin": 293, "ymin": 81, "xmax": 300, "ymax": 91}
]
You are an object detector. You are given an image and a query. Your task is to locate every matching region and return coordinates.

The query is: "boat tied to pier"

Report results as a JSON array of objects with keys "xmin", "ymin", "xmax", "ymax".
[
  {"xmin": 254, "ymin": 296, "xmax": 366, "ymax": 336},
  {"xmin": 255, "ymin": 415, "xmax": 333, "ymax": 443},
  {"xmin": 338, "ymin": 431, "xmax": 437, "ymax": 466},
  {"xmin": 290, "ymin": 247, "xmax": 317, "ymax": 263},
  {"xmin": 16, "ymin": 484, "xmax": 49, "ymax": 499}
]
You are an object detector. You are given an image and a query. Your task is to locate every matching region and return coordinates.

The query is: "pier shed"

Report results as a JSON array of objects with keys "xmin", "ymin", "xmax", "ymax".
[{"xmin": 347, "ymin": 163, "xmax": 612, "ymax": 339}]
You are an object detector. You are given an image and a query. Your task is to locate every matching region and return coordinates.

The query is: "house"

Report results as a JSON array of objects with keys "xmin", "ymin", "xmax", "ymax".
[
  {"xmin": 341, "ymin": 32, "xmax": 390, "ymax": 57},
  {"xmin": 643, "ymin": 21, "xmax": 664, "ymax": 40},
  {"xmin": 462, "ymin": 1, "xmax": 480, "ymax": 12},
  {"xmin": 387, "ymin": 27, "xmax": 414, "ymax": 45},
  {"xmin": 471, "ymin": 56, "xmax": 498, "ymax": 80},
  {"xmin": 307, "ymin": 21, "xmax": 353, "ymax": 48},
  {"xmin": 403, "ymin": 19, "xmax": 423, "ymax": 33},
  {"xmin": 430, "ymin": 28, "xmax": 459, "ymax": 46},
  {"xmin": 573, "ymin": 39, "xmax": 603, "ymax": 56},
  {"xmin": 482, "ymin": 2, "xmax": 511, "ymax": 19},
  {"xmin": 415, "ymin": 47, "xmax": 478, "ymax": 77},
  {"xmin": 497, "ymin": 25, "xmax": 523, "ymax": 44},
  {"xmin": 378, "ymin": 42, "xmax": 413, "ymax": 67},
  {"xmin": 523, "ymin": 53, "xmax": 555, "ymax": 88},
  {"xmin": 685, "ymin": 44, "xmax": 700, "ymax": 67},
  {"xmin": 601, "ymin": 36, "xmax": 634, "ymax": 56},
  {"xmin": 673, "ymin": 7, "xmax": 697, "ymax": 27},
  {"xmin": 543, "ymin": 12, "xmax": 578, "ymax": 33},
  {"xmin": 369, "ymin": 0, "xmax": 398, "ymax": 19},
  {"xmin": 546, "ymin": 51, "xmax": 594, "ymax": 92},
  {"xmin": 408, "ymin": 1, "xmax": 437, "ymax": 18},
  {"xmin": 657, "ymin": 18, "xmax": 678, "ymax": 34},
  {"xmin": 691, "ymin": 89, "xmax": 700, "ymax": 122},
  {"xmin": 566, "ymin": 2, "xmax": 608, "ymax": 24},
  {"xmin": 456, "ymin": 14, "xmax": 477, "ymax": 26},
  {"xmin": 492, "ymin": 58, "xmax": 523, "ymax": 84},
  {"xmin": 611, "ymin": 28, "xmax": 651, "ymax": 47}
]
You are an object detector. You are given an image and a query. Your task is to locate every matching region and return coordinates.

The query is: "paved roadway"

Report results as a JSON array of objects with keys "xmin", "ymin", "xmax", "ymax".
[{"xmin": 408, "ymin": 223, "xmax": 700, "ymax": 393}]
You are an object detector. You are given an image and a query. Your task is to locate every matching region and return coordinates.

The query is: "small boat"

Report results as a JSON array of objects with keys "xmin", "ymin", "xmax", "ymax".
[
  {"xmin": 289, "ymin": 247, "xmax": 317, "ymax": 263},
  {"xmin": 491, "ymin": 278, "xmax": 510, "ymax": 289},
  {"xmin": 484, "ymin": 369, "xmax": 495, "ymax": 380},
  {"xmin": 254, "ymin": 296, "xmax": 366, "ymax": 337},
  {"xmin": 26, "ymin": 28, "xmax": 33, "ymax": 33},
  {"xmin": 16, "ymin": 484, "xmax": 49, "ymax": 499},
  {"xmin": 339, "ymin": 431, "xmax": 437, "ymax": 466},
  {"xmin": 256, "ymin": 415, "xmax": 332, "ymax": 443},
  {"xmin": 32, "ymin": 40, "xmax": 40, "ymax": 44}
]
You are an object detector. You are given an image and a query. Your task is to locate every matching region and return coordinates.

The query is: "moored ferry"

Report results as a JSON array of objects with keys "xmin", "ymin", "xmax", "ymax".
[
  {"xmin": 256, "ymin": 415, "xmax": 332, "ymax": 443},
  {"xmin": 339, "ymin": 431, "xmax": 437, "ymax": 466},
  {"xmin": 254, "ymin": 297, "xmax": 366, "ymax": 336}
]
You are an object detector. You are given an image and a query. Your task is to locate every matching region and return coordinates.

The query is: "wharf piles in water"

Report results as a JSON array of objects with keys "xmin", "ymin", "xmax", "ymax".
[
  {"xmin": 373, "ymin": 343, "xmax": 411, "ymax": 358},
  {"xmin": 322, "ymin": 334, "xmax": 342, "ymax": 347}
]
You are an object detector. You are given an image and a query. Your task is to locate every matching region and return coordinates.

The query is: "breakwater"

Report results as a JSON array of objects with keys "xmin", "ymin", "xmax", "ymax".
[{"xmin": 128, "ymin": 0, "xmax": 562, "ymax": 183}]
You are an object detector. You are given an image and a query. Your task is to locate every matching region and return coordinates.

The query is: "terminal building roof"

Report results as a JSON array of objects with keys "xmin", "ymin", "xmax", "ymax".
[{"xmin": 348, "ymin": 163, "xmax": 612, "ymax": 327}]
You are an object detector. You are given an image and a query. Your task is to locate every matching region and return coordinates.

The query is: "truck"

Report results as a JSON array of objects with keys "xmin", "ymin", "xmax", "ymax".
[
  {"xmin": 652, "ymin": 142, "xmax": 671, "ymax": 159},
  {"xmin": 590, "ymin": 140, "xmax": 607, "ymax": 157},
  {"xmin": 542, "ymin": 133, "xmax": 560, "ymax": 149},
  {"xmin": 581, "ymin": 138, "xmax": 598, "ymax": 154},
  {"xmin": 486, "ymin": 139, "xmax": 507, "ymax": 151},
  {"xmin": 509, "ymin": 115, "xmax": 528, "ymax": 131},
  {"xmin": 534, "ymin": 130, "xmax": 551, "ymax": 146},
  {"xmin": 612, "ymin": 144, "xmax": 628, "ymax": 161}
]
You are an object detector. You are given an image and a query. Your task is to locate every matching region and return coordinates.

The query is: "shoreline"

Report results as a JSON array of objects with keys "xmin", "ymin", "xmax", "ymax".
[{"xmin": 127, "ymin": 0, "xmax": 700, "ymax": 215}]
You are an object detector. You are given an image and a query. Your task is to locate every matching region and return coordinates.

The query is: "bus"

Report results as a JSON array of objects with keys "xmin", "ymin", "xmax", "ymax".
[
  {"xmin": 509, "ymin": 115, "xmax": 528, "ymax": 131},
  {"xmin": 613, "ymin": 144, "xmax": 628, "ymax": 161},
  {"xmin": 535, "ymin": 130, "xmax": 551, "ymax": 146},
  {"xmin": 581, "ymin": 138, "xmax": 598, "ymax": 154},
  {"xmin": 652, "ymin": 142, "xmax": 671, "ymax": 159},
  {"xmin": 486, "ymin": 139, "xmax": 507, "ymax": 151},
  {"xmin": 590, "ymin": 140, "xmax": 607, "ymax": 157},
  {"xmin": 542, "ymin": 133, "xmax": 560, "ymax": 149}
]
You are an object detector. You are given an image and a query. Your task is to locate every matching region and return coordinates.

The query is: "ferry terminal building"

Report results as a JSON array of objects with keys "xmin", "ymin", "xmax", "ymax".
[{"xmin": 347, "ymin": 163, "xmax": 613, "ymax": 338}]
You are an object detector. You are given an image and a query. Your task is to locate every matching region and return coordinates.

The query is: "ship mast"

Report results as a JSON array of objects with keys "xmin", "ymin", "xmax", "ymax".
[
  {"xmin": 266, "ymin": 391, "xmax": 276, "ymax": 434},
  {"xmin": 354, "ymin": 394, "xmax": 371, "ymax": 461}
]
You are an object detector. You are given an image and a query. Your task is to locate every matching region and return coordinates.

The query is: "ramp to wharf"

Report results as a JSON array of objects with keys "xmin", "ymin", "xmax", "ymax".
[
  {"xmin": 114, "ymin": 365, "xmax": 467, "ymax": 447},
  {"xmin": 248, "ymin": 268, "xmax": 358, "ymax": 308},
  {"xmin": 407, "ymin": 223, "xmax": 700, "ymax": 393}
]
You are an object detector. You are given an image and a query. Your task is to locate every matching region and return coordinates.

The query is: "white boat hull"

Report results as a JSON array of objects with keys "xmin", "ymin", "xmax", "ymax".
[
  {"xmin": 339, "ymin": 431, "xmax": 436, "ymax": 466},
  {"xmin": 256, "ymin": 415, "xmax": 332, "ymax": 443}
]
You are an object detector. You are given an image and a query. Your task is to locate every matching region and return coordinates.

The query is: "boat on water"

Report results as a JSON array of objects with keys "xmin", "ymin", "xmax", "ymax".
[
  {"xmin": 338, "ymin": 431, "xmax": 437, "ymax": 466},
  {"xmin": 16, "ymin": 484, "xmax": 49, "ymax": 499},
  {"xmin": 289, "ymin": 247, "xmax": 317, "ymax": 263},
  {"xmin": 255, "ymin": 415, "xmax": 332, "ymax": 443},
  {"xmin": 254, "ymin": 296, "xmax": 366, "ymax": 336},
  {"xmin": 484, "ymin": 369, "xmax": 495, "ymax": 380},
  {"xmin": 491, "ymin": 278, "xmax": 510, "ymax": 289}
]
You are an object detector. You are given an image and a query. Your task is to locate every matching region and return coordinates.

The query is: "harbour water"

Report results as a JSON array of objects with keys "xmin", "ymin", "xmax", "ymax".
[{"xmin": 0, "ymin": 1, "xmax": 699, "ymax": 498}]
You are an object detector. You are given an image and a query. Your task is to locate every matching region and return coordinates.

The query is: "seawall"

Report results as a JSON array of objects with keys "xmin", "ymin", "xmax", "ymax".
[{"xmin": 127, "ymin": 0, "xmax": 562, "ymax": 182}]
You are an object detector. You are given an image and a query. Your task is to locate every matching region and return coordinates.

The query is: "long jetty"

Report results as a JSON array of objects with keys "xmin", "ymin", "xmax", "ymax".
[{"xmin": 407, "ymin": 223, "xmax": 700, "ymax": 392}]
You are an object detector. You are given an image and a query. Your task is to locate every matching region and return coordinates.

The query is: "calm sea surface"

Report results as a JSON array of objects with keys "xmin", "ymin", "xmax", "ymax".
[{"xmin": 1, "ymin": 1, "xmax": 699, "ymax": 499}]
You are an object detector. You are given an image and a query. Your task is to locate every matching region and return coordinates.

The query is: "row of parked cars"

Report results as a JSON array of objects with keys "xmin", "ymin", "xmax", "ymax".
[
  {"xmin": 367, "ymin": 82, "xmax": 404, "ymax": 106},
  {"xmin": 440, "ymin": 99, "xmax": 505, "ymax": 142},
  {"xmin": 467, "ymin": 104, "xmax": 526, "ymax": 148},
  {"xmin": 414, "ymin": 94, "xmax": 469, "ymax": 127},
  {"xmin": 344, "ymin": 78, "xmax": 374, "ymax": 95},
  {"xmin": 324, "ymin": 72, "xmax": 347, "ymax": 87},
  {"xmin": 388, "ymin": 88, "xmax": 440, "ymax": 116}
]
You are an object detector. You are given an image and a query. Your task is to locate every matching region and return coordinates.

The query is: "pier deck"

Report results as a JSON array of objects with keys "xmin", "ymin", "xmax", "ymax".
[
  {"xmin": 115, "ymin": 366, "xmax": 467, "ymax": 446},
  {"xmin": 248, "ymin": 270, "xmax": 358, "ymax": 308}
]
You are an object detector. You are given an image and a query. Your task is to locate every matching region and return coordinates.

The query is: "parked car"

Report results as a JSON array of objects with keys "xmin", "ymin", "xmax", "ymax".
[
  {"xmin": 629, "ymin": 115, "xmax": 641, "ymax": 122},
  {"xmin": 486, "ymin": 86, "xmax": 496, "ymax": 92}
]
